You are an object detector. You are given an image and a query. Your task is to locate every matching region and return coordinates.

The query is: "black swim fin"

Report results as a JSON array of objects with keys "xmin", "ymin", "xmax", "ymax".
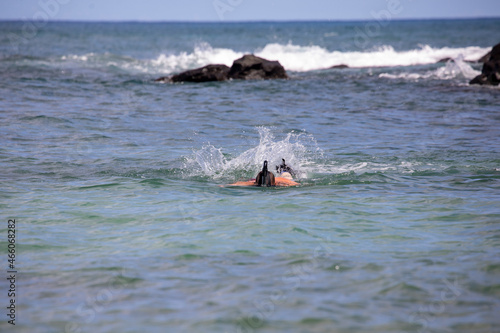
[
  {"xmin": 257, "ymin": 160, "xmax": 275, "ymax": 186},
  {"xmin": 259, "ymin": 161, "xmax": 268, "ymax": 186}
]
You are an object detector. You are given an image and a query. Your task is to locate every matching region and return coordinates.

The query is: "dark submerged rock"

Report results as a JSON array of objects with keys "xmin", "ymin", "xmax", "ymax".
[
  {"xmin": 154, "ymin": 76, "xmax": 170, "ymax": 83},
  {"xmin": 437, "ymin": 57, "xmax": 474, "ymax": 64},
  {"xmin": 228, "ymin": 54, "xmax": 288, "ymax": 80},
  {"xmin": 170, "ymin": 64, "xmax": 230, "ymax": 83},
  {"xmin": 329, "ymin": 64, "xmax": 349, "ymax": 69},
  {"xmin": 437, "ymin": 57, "xmax": 453, "ymax": 63},
  {"xmin": 469, "ymin": 42, "xmax": 500, "ymax": 86}
]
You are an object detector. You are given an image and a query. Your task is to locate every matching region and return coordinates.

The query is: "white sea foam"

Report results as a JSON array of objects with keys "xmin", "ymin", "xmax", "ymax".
[
  {"xmin": 149, "ymin": 42, "xmax": 243, "ymax": 74},
  {"xmin": 60, "ymin": 43, "xmax": 490, "ymax": 75},
  {"xmin": 256, "ymin": 43, "xmax": 488, "ymax": 71},
  {"xmin": 319, "ymin": 161, "xmax": 419, "ymax": 175}
]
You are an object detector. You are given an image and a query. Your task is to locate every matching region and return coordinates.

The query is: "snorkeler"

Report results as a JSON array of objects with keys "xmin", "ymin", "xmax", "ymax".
[{"xmin": 224, "ymin": 159, "xmax": 299, "ymax": 187}]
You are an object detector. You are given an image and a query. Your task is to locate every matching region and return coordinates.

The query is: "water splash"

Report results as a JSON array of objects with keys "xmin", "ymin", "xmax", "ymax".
[
  {"xmin": 434, "ymin": 56, "xmax": 481, "ymax": 80},
  {"xmin": 379, "ymin": 56, "xmax": 481, "ymax": 81},
  {"xmin": 185, "ymin": 127, "xmax": 323, "ymax": 181}
]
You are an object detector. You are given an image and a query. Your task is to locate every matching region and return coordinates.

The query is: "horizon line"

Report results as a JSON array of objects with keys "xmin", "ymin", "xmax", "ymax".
[{"xmin": 0, "ymin": 16, "xmax": 499, "ymax": 24}]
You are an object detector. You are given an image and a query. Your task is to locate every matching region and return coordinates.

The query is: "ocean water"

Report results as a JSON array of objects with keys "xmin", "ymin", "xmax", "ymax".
[{"xmin": 1, "ymin": 19, "xmax": 500, "ymax": 333}]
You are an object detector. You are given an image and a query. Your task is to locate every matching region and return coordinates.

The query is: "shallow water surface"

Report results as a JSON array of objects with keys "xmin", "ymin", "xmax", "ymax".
[{"xmin": 1, "ymin": 19, "xmax": 499, "ymax": 333}]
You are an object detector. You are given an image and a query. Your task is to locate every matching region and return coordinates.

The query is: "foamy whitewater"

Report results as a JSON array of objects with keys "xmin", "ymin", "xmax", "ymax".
[
  {"xmin": 1, "ymin": 19, "xmax": 499, "ymax": 333},
  {"xmin": 61, "ymin": 42, "xmax": 489, "ymax": 74}
]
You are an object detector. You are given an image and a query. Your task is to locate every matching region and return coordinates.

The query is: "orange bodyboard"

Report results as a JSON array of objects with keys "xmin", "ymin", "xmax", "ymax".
[
  {"xmin": 275, "ymin": 177, "xmax": 300, "ymax": 186},
  {"xmin": 226, "ymin": 177, "xmax": 299, "ymax": 187}
]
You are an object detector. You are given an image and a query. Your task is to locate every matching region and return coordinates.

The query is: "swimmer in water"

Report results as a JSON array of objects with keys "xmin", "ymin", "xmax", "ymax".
[{"xmin": 224, "ymin": 159, "xmax": 298, "ymax": 187}]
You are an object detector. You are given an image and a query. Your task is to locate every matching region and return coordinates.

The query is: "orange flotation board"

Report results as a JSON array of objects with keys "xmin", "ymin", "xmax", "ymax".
[
  {"xmin": 276, "ymin": 177, "xmax": 300, "ymax": 186},
  {"xmin": 227, "ymin": 177, "xmax": 299, "ymax": 187}
]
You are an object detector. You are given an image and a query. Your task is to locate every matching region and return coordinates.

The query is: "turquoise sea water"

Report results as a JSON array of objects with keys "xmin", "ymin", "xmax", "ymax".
[{"xmin": 1, "ymin": 19, "xmax": 500, "ymax": 332}]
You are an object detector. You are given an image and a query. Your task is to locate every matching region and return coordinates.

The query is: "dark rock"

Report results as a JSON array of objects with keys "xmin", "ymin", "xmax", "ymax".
[
  {"xmin": 155, "ymin": 55, "xmax": 288, "ymax": 83},
  {"xmin": 228, "ymin": 54, "xmax": 288, "ymax": 80},
  {"xmin": 477, "ymin": 50, "xmax": 491, "ymax": 63},
  {"xmin": 469, "ymin": 42, "xmax": 500, "ymax": 86},
  {"xmin": 170, "ymin": 64, "xmax": 230, "ymax": 83},
  {"xmin": 469, "ymin": 74, "xmax": 490, "ymax": 85},
  {"xmin": 154, "ymin": 76, "xmax": 170, "ymax": 82},
  {"xmin": 329, "ymin": 64, "xmax": 349, "ymax": 69},
  {"xmin": 437, "ymin": 57, "xmax": 453, "ymax": 63},
  {"xmin": 436, "ymin": 57, "xmax": 475, "ymax": 64}
]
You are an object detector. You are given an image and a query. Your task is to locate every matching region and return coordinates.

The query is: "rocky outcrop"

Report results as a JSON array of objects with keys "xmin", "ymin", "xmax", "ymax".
[
  {"xmin": 470, "ymin": 43, "xmax": 500, "ymax": 86},
  {"xmin": 227, "ymin": 54, "xmax": 288, "ymax": 80},
  {"xmin": 156, "ymin": 54, "xmax": 288, "ymax": 83}
]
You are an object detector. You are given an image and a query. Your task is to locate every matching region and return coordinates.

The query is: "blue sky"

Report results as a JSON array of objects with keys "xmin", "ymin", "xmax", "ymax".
[{"xmin": 1, "ymin": 0, "xmax": 499, "ymax": 21}]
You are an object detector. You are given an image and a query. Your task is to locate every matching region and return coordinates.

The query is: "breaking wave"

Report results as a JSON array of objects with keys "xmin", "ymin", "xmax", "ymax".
[
  {"xmin": 256, "ymin": 43, "xmax": 488, "ymax": 71},
  {"xmin": 56, "ymin": 42, "xmax": 489, "ymax": 74}
]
